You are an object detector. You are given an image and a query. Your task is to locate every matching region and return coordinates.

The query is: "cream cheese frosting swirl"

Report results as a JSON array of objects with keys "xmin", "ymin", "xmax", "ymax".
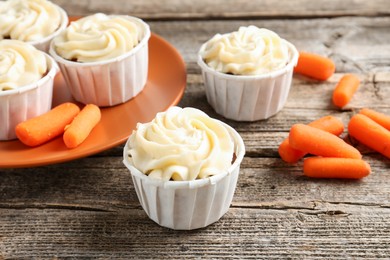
[
  {"xmin": 127, "ymin": 107, "xmax": 234, "ymax": 181},
  {"xmin": 53, "ymin": 13, "xmax": 145, "ymax": 63},
  {"xmin": 0, "ymin": 40, "xmax": 47, "ymax": 91},
  {"xmin": 200, "ymin": 26, "xmax": 290, "ymax": 75},
  {"xmin": 0, "ymin": 0, "xmax": 61, "ymax": 42}
]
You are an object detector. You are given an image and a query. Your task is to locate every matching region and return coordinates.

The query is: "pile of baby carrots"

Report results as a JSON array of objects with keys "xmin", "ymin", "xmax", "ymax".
[
  {"xmin": 281, "ymin": 52, "xmax": 390, "ymax": 179},
  {"xmin": 15, "ymin": 102, "xmax": 101, "ymax": 149},
  {"xmin": 279, "ymin": 108, "xmax": 390, "ymax": 179}
]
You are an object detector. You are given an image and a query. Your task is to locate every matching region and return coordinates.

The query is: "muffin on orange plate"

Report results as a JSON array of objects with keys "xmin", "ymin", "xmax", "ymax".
[
  {"xmin": 49, "ymin": 13, "xmax": 151, "ymax": 107},
  {"xmin": 123, "ymin": 106, "xmax": 245, "ymax": 230},
  {"xmin": 0, "ymin": 40, "xmax": 58, "ymax": 140},
  {"xmin": 198, "ymin": 26, "xmax": 299, "ymax": 121},
  {"xmin": 0, "ymin": 0, "xmax": 68, "ymax": 52}
]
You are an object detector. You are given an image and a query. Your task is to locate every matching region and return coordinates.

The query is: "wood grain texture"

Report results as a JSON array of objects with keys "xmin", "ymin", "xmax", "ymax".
[
  {"xmin": 147, "ymin": 17, "xmax": 390, "ymax": 74},
  {"xmin": 1, "ymin": 1, "xmax": 390, "ymax": 258},
  {"xmin": 1, "ymin": 151, "xmax": 389, "ymax": 206},
  {"xmin": 1, "ymin": 155, "xmax": 389, "ymax": 210},
  {"xmin": 0, "ymin": 207, "xmax": 390, "ymax": 258},
  {"xmin": 51, "ymin": 0, "xmax": 390, "ymax": 19}
]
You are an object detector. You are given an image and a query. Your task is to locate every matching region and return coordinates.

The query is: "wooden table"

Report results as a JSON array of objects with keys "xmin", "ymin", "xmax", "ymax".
[{"xmin": 1, "ymin": 0, "xmax": 390, "ymax": 258}]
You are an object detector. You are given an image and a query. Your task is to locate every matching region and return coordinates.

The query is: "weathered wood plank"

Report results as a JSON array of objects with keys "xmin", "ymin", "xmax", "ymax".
[
  {"xmin": 1, "ymin": 67, "xmax": 388, "ymax": 211},
  {"xmin": 1, "ymin": 5, "xmax": 389, "ymax": 258},
  {"xmin": 0, "ymin": 206, "xmax": 390, "ymax": 258},
  {"xmin": 1, "ymin": 19, "xmax": 388, "ymax": 210},
  {"xmin": 148, "ymin": 17, "xmax": 390, "ymax": 74},
  {"xmin": 51, "ymin": 0, "xmax": 390, "ymax": 19},
  {"xmin": 1, "ymin": 156, "xmax": 389, "ymax": 211}
]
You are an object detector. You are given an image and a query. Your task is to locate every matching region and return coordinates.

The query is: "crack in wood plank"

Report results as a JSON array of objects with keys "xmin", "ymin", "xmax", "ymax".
[
  {"xmin": 298, "ymin": 210, "xmax": 351, "ymax": 217},
  {"xmin": 315, "ymin": 200, "xmax": 390, "ymax": 209},
  {"xmin": 0, "ymin": 203, "xmax": 116, "ymax": 212},
  {"xmin": 0, "ymin": 200, "xmax": 387, "ymax": 214}
]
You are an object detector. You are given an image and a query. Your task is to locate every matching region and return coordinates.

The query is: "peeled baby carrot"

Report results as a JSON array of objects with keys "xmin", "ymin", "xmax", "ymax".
[
  {"xmin": 278, "ymin": 140, "xmax": 307, "ymax": 164},
  {"xmin": 294, "ymin": 51, "xmax": 335, "ymax": 81},
  {"xmin": 278, "ymin": 116, "xmax": 344, "ymax": 163},
  {"xmin": 308, "ymin": 115, "xmax": 344, "ymax": 134},
  {"xmin": 15, "ymin": 102, "xmax": 80, "ymax": 147},
  {"xmin": 289, "ymin": 124, "xmax": 362, "ymax": 159},
  {"xmin": 348, "ymin": 114, "xmax": 390, "ymax": 159},
  {"xmin": 303, "ymin": 157, "xmax": 371, "ymax": 179},
  {"xmin": 332, "ymin": 74, "xmax": 360, "ymax": 108},
  {"xmin": 359, "ymin": 108, "xmax": 390, "ymax": 131},
  {"xmin": 63, "ymin": 104, "xmax": 101, "ymax": 148}
]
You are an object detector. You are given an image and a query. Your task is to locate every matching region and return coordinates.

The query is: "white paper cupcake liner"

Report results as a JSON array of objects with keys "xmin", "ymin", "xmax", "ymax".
[
  {"xmin": 29, "ymin": 5, "xmax": 68, "ymax": 53},
  {"xmin": 49, "ymin": 16, "xmax": 150, "ymax": 107},
  {"xmin": 123, "ymin": 122, "xmax": 245, "ymax": 230},
  {"xmin": 198, "ymin": 40, "xmax": 299, "ymax": 121},
  {"xmin": 0, "ymin": 54, "xmax": 59, "ymax": 140}
]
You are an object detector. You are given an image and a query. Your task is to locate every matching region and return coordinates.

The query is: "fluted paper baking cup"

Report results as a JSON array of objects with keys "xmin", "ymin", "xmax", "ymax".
[
  {"xmin": 49, "ymin": 16, "xmax": 150, "ymax": 107},
  {"xmin": 123, "ymin": 122, "xmax": 245, "ymax": 230},
  {"xmin": 0, "ymin": 54, "xmax": 59, "ymax": 140},
  {"xmin": 198, "ymin": 40, "xmax": 299, "ymax": 121},
  {"xmin": 30, "ymin": 6, "xmax": 68, "ymax": 53}
]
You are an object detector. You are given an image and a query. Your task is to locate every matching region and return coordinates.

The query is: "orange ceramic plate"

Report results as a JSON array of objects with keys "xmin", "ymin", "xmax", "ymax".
[{"xmin": 0, "ymin": 33, "xmax": 186, "ymax": 168}]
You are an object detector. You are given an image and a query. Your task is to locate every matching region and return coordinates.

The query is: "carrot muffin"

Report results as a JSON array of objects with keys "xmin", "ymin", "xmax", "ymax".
[
  {"xmin": 0, "ymin": 0, "xmax": 68, "ymax": 52},
  {"xmin": 0, "ymin": 40, "xmax": 58, "ymax": 140},
  {"xmin": 50, "ymin": 13, "xmax": 150, "ymax": 107},
  {"xmin": 198, "ymin": 26, "xmax": 299, "ymax": 121},
  {"xmin": 123, "ymin": 106, "xmax": 245, "ymax": 230}
]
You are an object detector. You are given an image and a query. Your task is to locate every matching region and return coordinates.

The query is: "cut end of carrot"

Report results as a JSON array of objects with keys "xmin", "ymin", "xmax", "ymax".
[
  {"xmin": 278, "ymin": 139, "xmax": 306, "ymax": 163},
  {"xmin": 294, "ymin": 51, "xmax": 335, "ymax": 81},
  {"xmin": 332, "ymin": 74, "xmax": 360, "ymax": 108},
  {"xmin": 15, "ymin": 124, "xmax": 38, "ymax": 147},
  {"xmin": 332, "ymin": 95, "xmax": 349, "ymax": 108},
  {"xmin": 63, "ymin": 104, "xmax": 101, "ymax": 149},
  {"xmin": 63, "ymin": 129, "xmax": 80, "ymax": 149}
]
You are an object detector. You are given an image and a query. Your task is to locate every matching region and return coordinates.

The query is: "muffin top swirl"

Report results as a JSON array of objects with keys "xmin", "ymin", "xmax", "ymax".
[
  {"xmin": 0, "ymin": 0, "xmax": 62, "ymax": 42},
  {"xmin": 200, "ymin": 26, "xmax": 290, "ymax": 75},
  {"xmin": 127, "ymin": 107, "xmax": 234, "ymax": 181},
  {"xmin": 0, "ymin": 40, "xmax": 47, "ymax": 91},
  {"xmin": 53, "ymin": 13, "xmax": 145, "ymax": 63}
]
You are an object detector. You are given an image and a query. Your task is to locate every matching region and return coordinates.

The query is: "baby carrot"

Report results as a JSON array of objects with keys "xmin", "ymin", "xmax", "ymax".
[
  {"xmin": 279, "ymin": 116, "xmax": 344, "ymax": 163},
  {"xmin": 278, "ymin": 140, "xmax": 307, "ymax": 164},
  {"xmin": 303, "ymin": 157, "xmax": 371, "ymax": 179},
  {"xmin": 359, "ymin": 108, "xmax": 390, "ymax": 131},
  {"xmin": 63, "ymin": 104, "xmax": 101, "ymax": 148},
  {"xmin": 307, "ymin": 115, "xmax": 344, "ymax": 135},
  {"xmin": 348, "ymin": 114, "xmax": 390, "ymax": 159},
  {"xmin": 294, "ymin": 51, "xmax": 335, "ymax": 81},
  {"xmin": 289, "ymin": 124, "xmax": 362, "ymax": 159},
  {"xmin": 15, "ymin": 102, "xmax": 80, "ymax": 147},
  {"xmin": 332, "ymin": 74, "xmax": 360, "ymax": 108}
]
